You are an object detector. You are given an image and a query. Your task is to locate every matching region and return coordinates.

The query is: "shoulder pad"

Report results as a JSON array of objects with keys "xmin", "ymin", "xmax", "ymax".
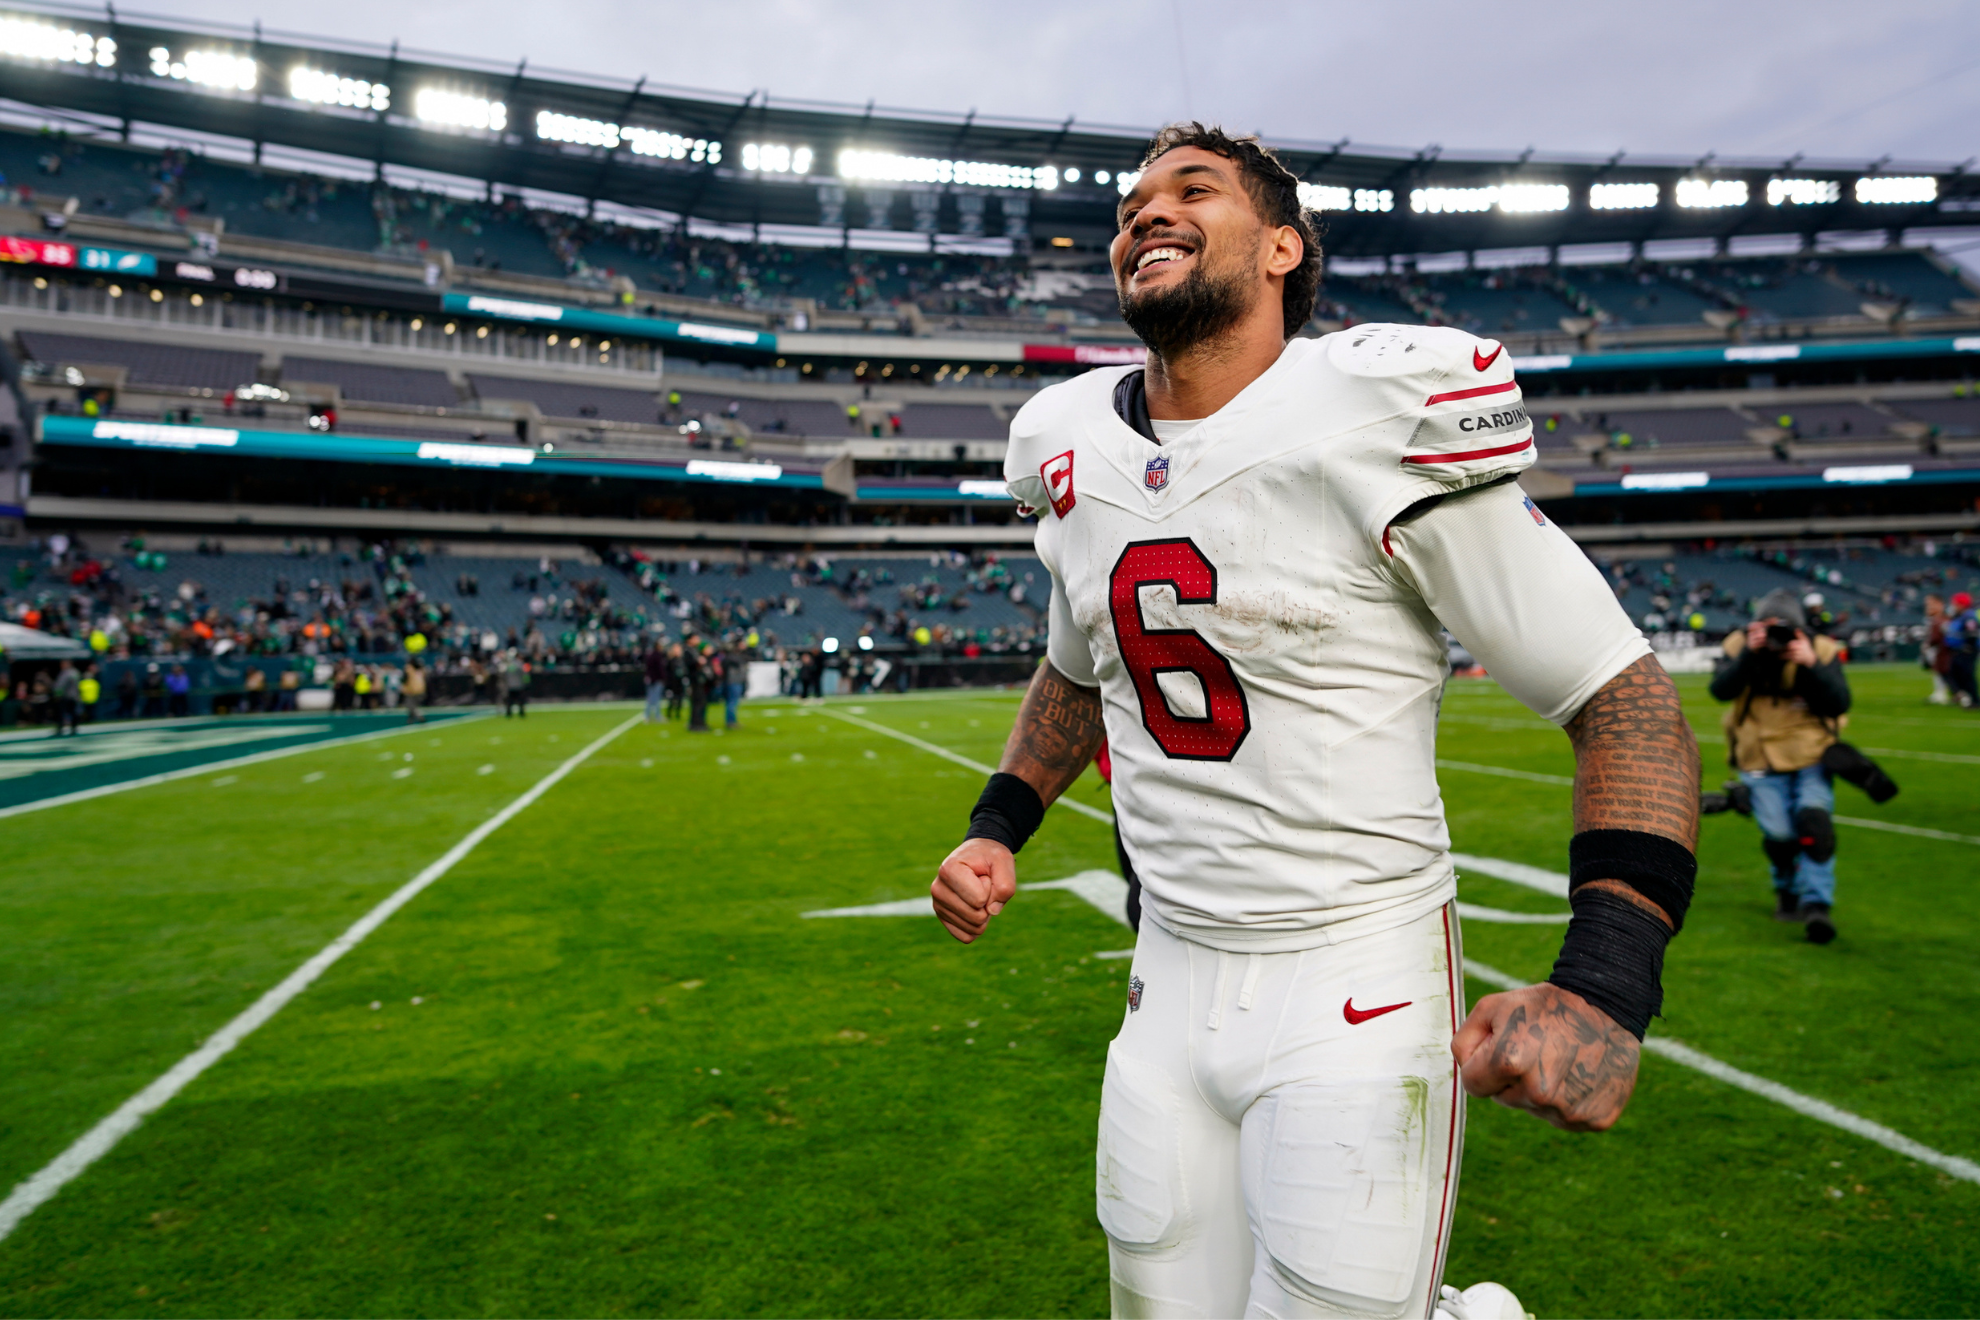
[
  {"xmin": 1003, "ymin": 367, "xmax": 1134, "ymax": 518},
  {"xmin": 1337, "ymin": 324, "xmax": 1535, "ymax": 488}
]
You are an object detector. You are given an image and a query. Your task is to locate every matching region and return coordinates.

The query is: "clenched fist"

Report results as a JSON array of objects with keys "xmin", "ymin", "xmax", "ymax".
[
  {"xmin": 931, "ymin": 838, "xmax": 1017, "ymax": 944},
  {"xmin": 1452, "ymin": 982, "xmax": 1640, "ymax": 1131}
]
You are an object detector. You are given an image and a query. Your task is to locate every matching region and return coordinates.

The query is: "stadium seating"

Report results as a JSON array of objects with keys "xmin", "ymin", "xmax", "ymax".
[
  {"xmin": 467, "ymin": 373, "xmax": 661, "ymax": 424},
  {"xmin": 1759, "ymin": 402, "xmax": 1900, "ymax": 440},
  {"xmin": 670, "ymin": 391, "xmax": 848, "ymax": 437},
  {"xmin": 1426, "ymin": 278, "xmax": 1582, "ymax": 335},
  {"xmin": 1891, "ymin": 396, "xmax": 1980, "ymax": 438},
  {"xmin": 896, "ymin": 402, "xmax": 1005, "ymax": 439},
  {"xmin": 281, "ymin": 356, "xmax": 459, "ymax": 409},
  {"xmin": 1830, "ymin": 253, "xmax": 1977, "ymax": 317},
  {"xmin": 16, "ymin": 330, "xmax": 261, "ymax": 392},
  {"xmin": 1566, "ymin": 266, "xmax": 1725, "ymax": 327},
  {"xmin": 1583, "ymin": 407, "xmax": 1760, "ymax": 448}
]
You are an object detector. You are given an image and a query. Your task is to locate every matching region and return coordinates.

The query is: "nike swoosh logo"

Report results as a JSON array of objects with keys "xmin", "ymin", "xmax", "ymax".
[
  {"xmin": 1343, "ymin": 998, "xmax": 1412, "ymax": 1025},
  {"xmin": 1473, "ymin": 344, "xmax": 1504, "ymax": 372}
]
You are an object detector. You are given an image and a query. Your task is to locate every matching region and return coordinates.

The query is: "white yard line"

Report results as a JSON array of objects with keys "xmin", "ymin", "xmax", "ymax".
[
  {"xmin": 0, "ymin": 711, "xmax": 495, "ymax": 823},
  {"xmin": 1439, "ymin": 755, "xmax": 1980, "ymax": 848},
  {"xmin": 1435, "ymin": 759, "xmax": 1574, "ymax": 787},
  {"xmin": 1462, "ymin": 959, "xmax": 1980, "ymax": 1186},
  {"xmin": 1832, "ymin": 815, "xmax": 1980, "ymax": 847},
  {"xmin": 819, "ymin": 706, "xmax": 1114, "ymax": 824},
  {"xmin": 0, "ymin": 713, "xmax": 640, "ymax": 1244}
]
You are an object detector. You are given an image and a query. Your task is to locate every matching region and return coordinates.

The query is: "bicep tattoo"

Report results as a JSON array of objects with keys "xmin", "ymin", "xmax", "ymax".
[
  {"xmin": 999, "ymin": 662, "xmax": 1107, "ymax": 804},
  {"xmin": 1563, "ymin": 655, "xmax": 1701, "ymax": 849}
]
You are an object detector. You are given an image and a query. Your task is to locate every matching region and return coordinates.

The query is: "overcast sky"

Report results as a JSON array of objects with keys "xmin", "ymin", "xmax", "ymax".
[{"xmin": 138, "ymin": 0, "xmax": 1980, "ymax": 166}]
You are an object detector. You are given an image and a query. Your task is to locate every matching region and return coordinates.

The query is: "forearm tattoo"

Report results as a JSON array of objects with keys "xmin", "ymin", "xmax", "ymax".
[
  {"xmin": 999, "ymin": 662, "xmax": 1106, "ymax": 805},
  {"xmin": 1564, "ymin": 655, "xmax": 1701, "ymax": 848}
]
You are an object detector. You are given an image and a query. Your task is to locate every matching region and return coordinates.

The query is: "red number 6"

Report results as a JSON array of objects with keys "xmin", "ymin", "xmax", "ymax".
[{"xmin": 1107, "ymin": 538, "xmax": 1251, "ymax": 761}]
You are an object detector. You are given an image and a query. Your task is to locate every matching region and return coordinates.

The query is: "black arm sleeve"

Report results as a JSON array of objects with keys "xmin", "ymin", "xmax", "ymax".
[{"xmin": 1794, "ymin": 658, "xmax": 1852, "ymax": 717}]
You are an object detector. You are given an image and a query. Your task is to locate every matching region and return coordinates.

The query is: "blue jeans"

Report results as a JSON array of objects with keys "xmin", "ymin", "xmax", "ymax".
[
  {"xmin": 724, "ymin": 681, "xmax": 742, "ymax": 726},
  {"xmin": 1742, "ymin": 764, "xmax": 1836, "ymax": 905},
  {"xmin": 645, "ymin": 680, "xmax": 664, "ymax": 721}
]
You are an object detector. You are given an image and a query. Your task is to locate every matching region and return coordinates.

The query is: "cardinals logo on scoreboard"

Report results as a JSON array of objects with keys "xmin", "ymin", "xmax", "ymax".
[
  {"xmin": 1041, "ymin": 449, "xmax": 1076, "ymax": 517},
  {"xmin": 1144, "ymin": 454, "xmax": 1170, "ymax": 491}
]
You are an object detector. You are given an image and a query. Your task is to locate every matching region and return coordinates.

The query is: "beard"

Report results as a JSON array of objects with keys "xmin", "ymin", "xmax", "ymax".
[{"xmin": 1117, "ymin": 253, "xmax": 1256, "ymax": 357}]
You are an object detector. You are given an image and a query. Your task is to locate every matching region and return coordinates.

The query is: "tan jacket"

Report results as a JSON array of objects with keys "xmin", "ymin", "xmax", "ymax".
[{"xmin": 1719, "ymin": 631, "xmax": 1843, "ymax": 772}]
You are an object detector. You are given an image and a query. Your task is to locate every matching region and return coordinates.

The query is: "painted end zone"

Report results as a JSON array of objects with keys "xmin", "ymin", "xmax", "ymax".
[{"xmin": 0, "ymin": 712, "xmax": 476, "ymax": 813}]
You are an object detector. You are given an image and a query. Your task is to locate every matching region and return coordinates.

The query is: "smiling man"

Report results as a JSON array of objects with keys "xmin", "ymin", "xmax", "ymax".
[{"xmin": 931, "ymin": 124, "xmax": 1701, "ymax": 1319}]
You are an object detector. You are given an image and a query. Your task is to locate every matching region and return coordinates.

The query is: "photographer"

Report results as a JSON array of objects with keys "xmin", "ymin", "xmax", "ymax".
[{"xmin": 1710, "ymin": 588, "xmax": 1850, "ymax": 944}]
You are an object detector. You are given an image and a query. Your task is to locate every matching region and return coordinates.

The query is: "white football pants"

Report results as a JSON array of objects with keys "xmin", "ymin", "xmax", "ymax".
[{"xmin": 1099, "ymin": 903, "xmax": 1465, "ymax": 1319}]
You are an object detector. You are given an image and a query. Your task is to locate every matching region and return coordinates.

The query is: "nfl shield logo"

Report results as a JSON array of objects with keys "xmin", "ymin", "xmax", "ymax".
[
  {"xmin": 1128, "ymin": 975, "xmax": 1145, "ymax": 1012},
  {"xmin": 1144, "ymin": 455, "xmax": 1170, "ymax": 491}
]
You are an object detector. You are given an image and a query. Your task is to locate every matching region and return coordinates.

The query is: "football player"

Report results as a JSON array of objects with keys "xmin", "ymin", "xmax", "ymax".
[{"xmin": 931, "ymin": 124, "xmax": 1700, "ymax": 1320}]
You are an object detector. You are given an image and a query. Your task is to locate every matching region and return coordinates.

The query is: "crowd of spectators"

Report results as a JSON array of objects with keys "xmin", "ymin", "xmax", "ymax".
[{"xmin": 0, "ymin": 538, "xmax": 1046, "ymax": 708}]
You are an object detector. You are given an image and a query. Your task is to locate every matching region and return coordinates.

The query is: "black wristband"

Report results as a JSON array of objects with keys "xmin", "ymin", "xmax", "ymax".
[
  {"xmin": 1569, "ymin": 829, "xmax": 1697, "ymax": 933},
  {"xmin": 965, "ymin": 772, "xmax": 1046, "ymax": 855},
  {"xmin": 1546, "ymin": 886, "xmax": 1670, "ymax": 1040}
]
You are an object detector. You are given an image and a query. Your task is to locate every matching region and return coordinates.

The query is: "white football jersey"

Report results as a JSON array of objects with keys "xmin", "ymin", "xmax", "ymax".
[{"xmin": 1005, "ymin": 326, "xmax": 1648, "ymax": 952}]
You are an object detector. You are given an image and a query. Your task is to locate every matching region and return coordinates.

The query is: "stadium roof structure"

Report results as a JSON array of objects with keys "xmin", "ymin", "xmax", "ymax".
[{"xmin": 2, "ymin": 1, "xmax": 1977, "ymax": 261}]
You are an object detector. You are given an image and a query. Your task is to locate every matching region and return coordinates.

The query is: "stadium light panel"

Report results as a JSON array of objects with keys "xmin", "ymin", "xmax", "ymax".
[
  {"xmin": 1855, "ymin": 175, "xmax": 1937, "ymax": 205},
  {"xmin": 1116, "ymin": 170, "xmax": 1140, "ymax": 196},
  {"xmin": 537, "ymin": 110, "xmax": 619, "ymax": 149},
  {"xmin": 1095, "ymin": 170, "xmax": 1111, "ymax": 184},
  {"xmin": 741, "ymin": 142, "xmax": 812, "ymax": 175},
  {"xmin": 1355, "ymin": 189, "xmax": 1393, "ymax": 213},
  {"xmin": 1675, "ymin": 178, "xmax": 1748, "ymax": 209},
  {"xmin": 1588, "ymin": 182, "xmax": 1659, "ymax": 210},
  {"xmin": 289, "ymin": 65, "xmax": 388, "ymax": 111},
  {"xmin": 148, "ymin": 45, "xmax": 256, "ymax": 91},
  {"xmin": 1297, "ymin": 183, "xmax": 1352, "ymax": 211},
  {"xmin": 416, "ymin": 87, "xmax": 507, "ymax": 132},
  {"xmin": 1767, "ymin": 177, "xmax": 1840, "ymax": 206},
  {"xmin": 0, "ymin": 16, "xmax": 114, "ymax": 66},
  {"xmin": 1064, "ymin": 167, "xmax": 1080, "ymax": 182},
  {"xmin": 839, "ymin": 150, "xmax": 1057, "ymax": 190},
  {"xmin": 624, "ymin": 127, "xmax": 718, "ymax": 163},
  {"xmin": 1410, "ymin": 185, "xmax": 1565, "ymax": 215}
]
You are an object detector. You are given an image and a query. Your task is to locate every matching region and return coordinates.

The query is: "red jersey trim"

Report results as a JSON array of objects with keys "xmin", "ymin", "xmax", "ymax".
[
  {"xmin": 1402, "ymin": 437, "xmax": 1534, "ymax": 465},
  {"xmin": 1423, "ymin": 379, "xmax": 1518, "ymax": 407}
]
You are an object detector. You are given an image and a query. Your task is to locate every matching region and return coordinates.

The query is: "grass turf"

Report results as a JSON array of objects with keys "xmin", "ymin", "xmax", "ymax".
[{"xmin": 0, "ymin": 667, "xmax": 1975, "ymax": 1317}]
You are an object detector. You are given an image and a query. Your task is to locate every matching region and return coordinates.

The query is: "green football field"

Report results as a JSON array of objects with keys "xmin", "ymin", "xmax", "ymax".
[{"xmin": 0, "ymin": 666, "xmax": 1975, "ymax": 1318}]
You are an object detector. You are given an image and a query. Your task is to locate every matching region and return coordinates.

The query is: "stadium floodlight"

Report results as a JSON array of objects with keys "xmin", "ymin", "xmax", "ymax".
[
  {"xmin": 1355, "ymin": 189, "xmax": 1393, "ymax": 212},
  {"xmin": 537, "ymin": 109, "xmax": 619, "ymax": 149},
  {"xmin": 624, "ymin": 127, "xmax": 719, "ymax": 163},
  {"xmin": 0, "ymin": 16, "xmax": 114, "ymax": 66},
  {"xmin": 1675, "ymin": 178, "xmax": 1748, "ymax": 209},
  {"xmin": 1855, "ymin": 175, "xmax": 1937, "ymax": 205},
  {"xmin": 1589, "ymin": 182, "xmax": 1659, "ymax": 210},
  {"xmin": 839, "ymin": 149, "xmax": 1057, "ymax": 190},
  {"xmin": 148, "ymin": 45, "xmax": 256, "ymax": 91},
  {"xmin": 415, "ymin": 87, "xmax": 507, "ymax": 132},
  {"xmin": 289, "ymin": 65, "xmax": 388, "ymax": 111},
  {"xmin": 857, "ymin": 635, "xmax": 874, "ymax": 650},
  {"xmin": 1064, "ymin": 167, "xmax": 1080, "ymax": 182},
  {"xmin": 1297, "ymin": 183, "xmax": 1353, "ymax": 211},
  {"xmin": 741, "ymin": 142, "xmax": 813, "ymax": 175},
  {"xmin": 1767, "ymin": 177, "xmax": 1840, "ymax": 206},
  {"xmin": 1116, "ymin": 170, "xmax": 1141, "ymax": 196},
  {"xmin": 1410, "ymin": 185, "xmax": 1565, "ymax": 215},
  {"xmin": 1095, "ymin": 170, "xmax": 1111, "ymax": 184},
  {"xmin": 822, "ymin": 637, "xmax": 840, "ymax": 654}
]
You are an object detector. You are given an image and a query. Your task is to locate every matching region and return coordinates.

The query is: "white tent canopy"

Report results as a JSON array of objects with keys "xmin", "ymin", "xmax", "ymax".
[{"xmin": 0, "ymin": 623, "xmax": 92, "ymax": 662}]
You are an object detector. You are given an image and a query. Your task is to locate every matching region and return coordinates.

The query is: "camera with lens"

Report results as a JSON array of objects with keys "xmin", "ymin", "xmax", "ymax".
[{"xmin": 1764, "ymin": 623, "xmax": 1799, "ymax": 650}]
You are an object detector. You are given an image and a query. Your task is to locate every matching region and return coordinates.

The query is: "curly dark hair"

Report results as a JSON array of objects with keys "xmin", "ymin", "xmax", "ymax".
[{"xmin": 1137, "ymin": 122, "xmax": 1323, "ymax": 340}]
